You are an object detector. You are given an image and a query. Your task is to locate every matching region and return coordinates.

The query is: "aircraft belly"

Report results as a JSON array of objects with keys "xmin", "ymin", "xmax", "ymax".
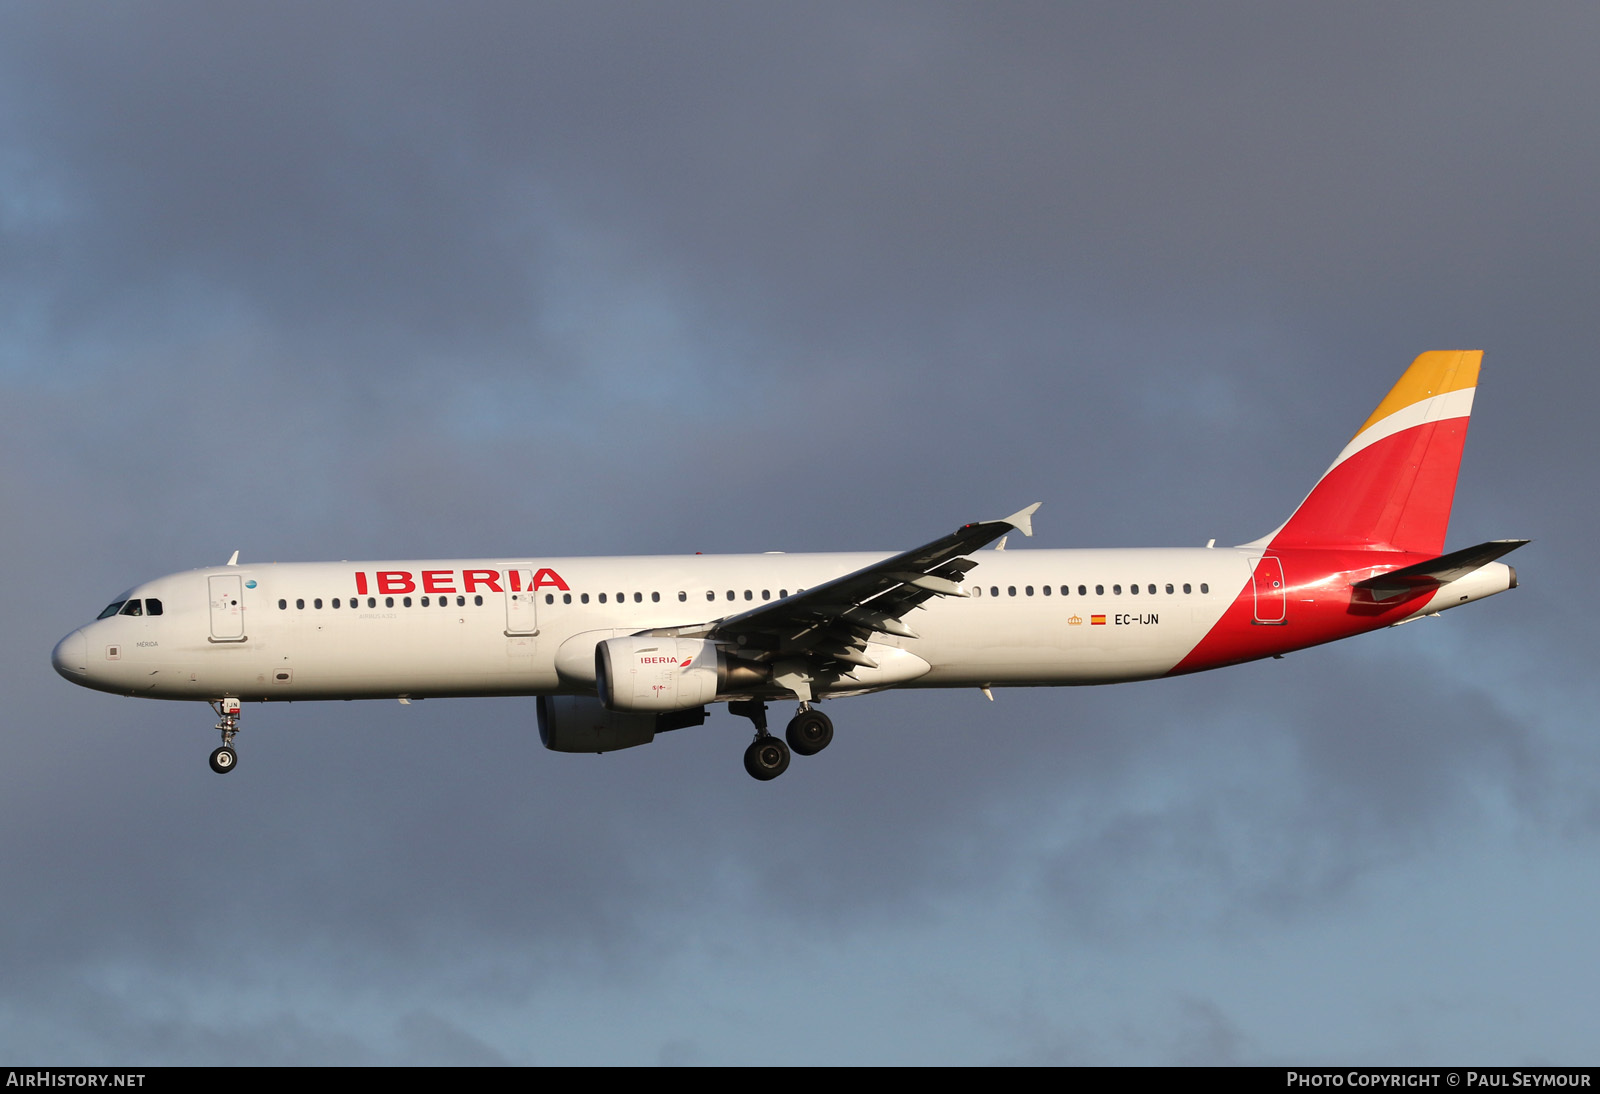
[
  {"xmin": 263, "ymin": 623, "xmax": 558, "ymax": 699},
  {"xmin": 128, "ymin": 613, "xmax": 561, "ymax": 700}
]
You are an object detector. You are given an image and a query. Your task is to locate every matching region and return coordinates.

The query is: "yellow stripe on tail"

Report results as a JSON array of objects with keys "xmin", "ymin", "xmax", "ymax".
[{"xmin": 1354, "ymin": 350, "xmax": 1481, "ymax": 438}]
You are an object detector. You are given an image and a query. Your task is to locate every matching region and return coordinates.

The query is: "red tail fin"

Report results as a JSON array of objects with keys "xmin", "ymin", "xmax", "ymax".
[{"xmin": 1253, "ymin": 351, "xmax": 1481, "ymax": 555}]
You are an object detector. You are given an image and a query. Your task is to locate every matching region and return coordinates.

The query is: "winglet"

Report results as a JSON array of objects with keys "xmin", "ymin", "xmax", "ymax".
[
  {"xmin": 226, "ymin": 550, "xmax": 240, "ymax": 566},
  {"xmin": 1002, "ymin": 502, "xmax": 1041, "ymax": 538}
]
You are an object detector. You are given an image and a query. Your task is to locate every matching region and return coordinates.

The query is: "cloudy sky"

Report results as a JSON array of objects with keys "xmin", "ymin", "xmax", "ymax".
[{"xmin": 2, "ymin": 2, "xmax": 1595, "ymax": 1065}]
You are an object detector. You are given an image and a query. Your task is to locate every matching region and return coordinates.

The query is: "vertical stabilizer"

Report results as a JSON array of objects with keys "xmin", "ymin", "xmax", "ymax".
[{"xmin": 1251, "ymin": 351, "xmax": 1481, "ymax": 555}]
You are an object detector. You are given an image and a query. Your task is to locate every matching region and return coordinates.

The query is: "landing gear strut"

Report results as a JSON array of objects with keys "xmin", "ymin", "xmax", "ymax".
[
  {"xmin": 731, "ymin": 699, "xmax": 790, "ymax": 781},
  {"xmin": 208, "ymin": 698, "xmax": 241, "ymax": 774},
  {"xmin": 785, "ymin": 704, "xmax": 834, "ymax": 756}
]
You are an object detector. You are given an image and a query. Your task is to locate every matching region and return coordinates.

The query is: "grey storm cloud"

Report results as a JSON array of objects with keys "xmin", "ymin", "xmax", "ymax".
[{"xmin": 1, "ymin": 2, "xmax": 1594, "ymax": 1064}]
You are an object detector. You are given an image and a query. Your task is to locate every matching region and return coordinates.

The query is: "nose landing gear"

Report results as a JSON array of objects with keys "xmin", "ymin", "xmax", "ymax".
[{"xmin": 208, "ymin": 698, "xmax": 241, "ymax": 774}]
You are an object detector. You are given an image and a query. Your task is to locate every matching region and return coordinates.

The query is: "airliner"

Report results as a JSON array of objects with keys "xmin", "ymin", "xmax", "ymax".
[{"xmin": 52, "ymin": 351, "xmax": 1524, "ymax": 780}]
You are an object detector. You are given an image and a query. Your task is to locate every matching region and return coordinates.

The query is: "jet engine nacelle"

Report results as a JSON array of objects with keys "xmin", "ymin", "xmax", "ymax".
[
  {"xmin": 536, "ymin": 694, "xmax": 706, "ymax": 753},
  {"xmin": 596, "ymin": 636, "xmax": 766, "ymax": 713}
]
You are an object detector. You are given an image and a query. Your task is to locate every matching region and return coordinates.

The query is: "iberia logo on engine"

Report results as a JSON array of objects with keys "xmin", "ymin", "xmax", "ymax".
[{"xmin": 640, "ymin": 656, "xmax": 693, "ymax": 668}]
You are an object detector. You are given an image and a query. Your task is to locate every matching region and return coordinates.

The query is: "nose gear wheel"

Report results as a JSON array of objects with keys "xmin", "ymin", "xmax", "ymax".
[{"xmin": 207, "ymin": 698, "xmax": 242, "ymax": 774}]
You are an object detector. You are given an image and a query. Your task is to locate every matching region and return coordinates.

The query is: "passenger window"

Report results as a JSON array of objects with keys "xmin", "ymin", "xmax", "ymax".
[
  {"xmin": 1095, "ymin": 585, "xmax": 1104, "ymax": 595},
  {"xmin": 677, "ymin": 591, "xmax": 685, "ymax": 602},
  {"xmin": 581, "ymin": 593, "xmax": 590, "ymax": 604},
  {"xmin": 1147, "ymin": 584, "xmax": 1156, "ymax": 595},
  {"xmin": 598, "ymin": 593, "xmax": 607, "ymax": 604},
  {"xmin": 780, "ymin": 589, "xmax": 788, "ymax": 598},
  {"xmin": 1166, "ymin": 584, "xmax": 1174, "ymax": 594},
  {"xmin": 545, "ymin": 594, "xmax": 554, "ymax": 605},
  {"xmin": 385, "ymin": 597, "xmax": 394, "ymax": 608},
  {"xmin": 761, "ymin": 590, "xmax": 770, "ymax": 601},
  {"xmin": 403, "ymin": 597, "xmax": 412, "ymax": 607},
  {"xmin": 277, "ymin": 599, "xmax": 287, "ymax": 611},
  {"xmin": 727, "ymin": 591, "xmax": 736, "ymax": 601},
  {"xmin": 1130, "ymin": 584, "xmax": 1139, "ymax": 595},
  {"xmin": 145, "ymin": 599, "xmax": 163, "ymax": 616},
  {"xmin": 1113, "ymin": 585, "xmax": 1121, "ymax": 595},
  {"xmin": 458, "ymin": 596, "xmax": 466, "ymax": 606},
  {"xmin": 1078, "ymin": 585, "xmax": 1087, "ymax": 596},
  {"xmin": 991, "ymin": 586, "xmax": 999, "ymax": 597},
  {"xmin": 563, "ymin": 594, "xmax": 572, "ymax": 604},
  {"xmin": 1025, "ymin": 586, "xmax": 1034, "ymax": 596},
  {"xmin": 1042, "ymin": 585, "xmax": 1051, "ymax": 596},
  {"xmin": 707, "ymin": 591, "xmax": 715, "ymax": 601},
  {"xmin": 315, "ymin": 598, "xmax": 324, "ymax": 609},
  {"xmin": 332, "ymin": 598, "xmax": 341, "ymax": 609},
  {"xmin": 368, "ymin": 597, "xmax": 377, "ymax": 608},
  {"xmin": 1200, "ymin": 583, "xmax": 1209, "ymax": 594},
  {"xmin": 635, "ymin": 592, "xmax": 643, "ymax": 603},
  {"xmin": 421, "ymin": 596, "xmax": 430, "ymax": 607},
  {"xmin": 1183, "ymin": 583, "xmax": 1191, "ymax": 594},
  {"xmin": 744, "ymin": 590, "xmax": 753, "ymax": 600},
  {"xmin": 295, "ymin": 599, "xmax": 305, "ymax": 610},
  {"xmin": 652, "ymin": 592, "xmax": 660, "ymax": 603},
  {"xmin": 474, "ymin": 595, "xmax": 483, "ymax": 606}
]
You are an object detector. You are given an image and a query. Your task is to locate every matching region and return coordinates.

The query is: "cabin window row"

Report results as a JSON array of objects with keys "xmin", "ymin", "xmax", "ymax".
[
  {"xmin": 973, "ymin": 583, "xmax": 1209, "ymax": 598},
  {"xmin": 542, "ymin": 588, "xmax": 794, "ymax": 605},
  {"xmin": 279, "ymin": 595, "xmax": 488, "ymax": 610},
  {"xmin": 274, "ymin": 589, "xmax": 805, "ymax": 611},
  {"xmin": 273, "ymin": 582, "xmax": 1212, "ymax": 613}
]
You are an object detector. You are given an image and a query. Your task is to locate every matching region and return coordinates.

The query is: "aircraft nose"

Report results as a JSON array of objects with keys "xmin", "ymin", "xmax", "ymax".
[{"xmin": 52, "ymin": 629, "xmax": 88, "ymax": 679}]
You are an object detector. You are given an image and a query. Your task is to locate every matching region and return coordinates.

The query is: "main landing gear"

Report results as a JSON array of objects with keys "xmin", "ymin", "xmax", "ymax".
[
  {"xmin": 785, "ymin": 705, "xmax": 834, "ymax": 756},
  {"xmin": 731, "ymin": 700, "xmax": 834, "ymax": 781},
  {"xmin": 208, "ymin": 698, "xmax": 241, "ymax": 774}
]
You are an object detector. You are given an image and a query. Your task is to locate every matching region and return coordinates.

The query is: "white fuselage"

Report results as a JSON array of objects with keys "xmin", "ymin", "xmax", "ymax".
[{"xmin": 56, "ymin": 548, "xmax": 1257, "ymax": 703}]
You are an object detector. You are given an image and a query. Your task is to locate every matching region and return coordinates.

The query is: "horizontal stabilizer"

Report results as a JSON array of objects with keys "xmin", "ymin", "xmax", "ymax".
[{"xmin": 1354, "ymin": 539, "xmax": 1529, "ymax": 599}]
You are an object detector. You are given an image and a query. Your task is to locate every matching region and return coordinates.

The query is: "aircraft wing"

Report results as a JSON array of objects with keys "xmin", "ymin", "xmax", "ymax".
[{"xmin": 658, "ymin": 503, "xmax": 1039, "ymax": 695}]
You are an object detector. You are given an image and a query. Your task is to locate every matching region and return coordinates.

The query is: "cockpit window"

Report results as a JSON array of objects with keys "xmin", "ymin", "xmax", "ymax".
[
  {"xmin": 96, "ymin": 601, "xmax": 127, "ymax": 620},
  {"xmin": 119, "ymin": 600, "xmax": 143, "ymax": 617},
  {"xmin": 145, "ymin": 599, "xmax": 163, "ymax": 616}
]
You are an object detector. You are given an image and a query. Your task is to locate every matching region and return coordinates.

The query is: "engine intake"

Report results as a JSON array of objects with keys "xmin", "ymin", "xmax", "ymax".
[{"xmin": 537, "ymin": 694, "xmax": 705, "ymax": 753}]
